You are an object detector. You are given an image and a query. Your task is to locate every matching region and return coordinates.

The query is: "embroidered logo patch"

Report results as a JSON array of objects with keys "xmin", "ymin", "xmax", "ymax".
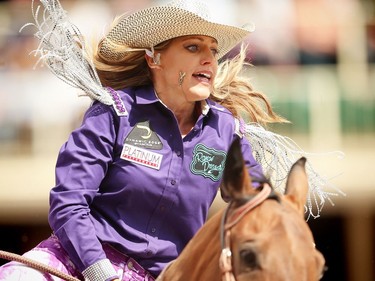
[
  {"xmin": 121, "ymin": 144, "xmax": 163, "ymax": 170},
  {"xmin": 190, "ymin": 144, "xmax": 226, "ymax": 181},
  {"xmin": 125, "ymin": 121, "xmax": 162, "ymax": 150}
]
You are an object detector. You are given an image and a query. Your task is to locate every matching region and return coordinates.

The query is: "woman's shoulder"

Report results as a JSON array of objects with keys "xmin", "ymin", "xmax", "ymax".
[
  {"xmin": 206, "ymin": 99, "xmax": 234, "ymax": 120},
  {"xmin": 85, "ymin": 86, "xmax": 138, "ymax": 116},
  {"xmin": 109, "ymin": 86, "xmax": 137, "ymax": 103},
  {"xmin": 205, "ymin": 99, "xmax": 238, "ymax": 133},
  {"xmin": 84, "ymin": 85, "xmax": 155, "ymax": 119},
  {"xmin": 115, "ymin": 85, "xmax": 156, "ymax": 105},
  {"xmin": 206, "ymin": 99, "xmax": 247, "ymax": 138}
]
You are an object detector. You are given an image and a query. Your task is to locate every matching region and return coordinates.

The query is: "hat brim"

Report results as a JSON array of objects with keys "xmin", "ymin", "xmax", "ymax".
[{"xmin": 98, "ymin": 6, "xmax": 254, "ymax": 61}]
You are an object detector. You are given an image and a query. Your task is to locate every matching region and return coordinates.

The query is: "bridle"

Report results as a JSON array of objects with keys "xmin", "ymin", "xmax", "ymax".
[
  {"xmin": 157, "ymin": 183, "xmax": 277, "ymax": 281},
  {"xmin": 219, "ymin": 183, "xmax": 275, "ymax": 281}
]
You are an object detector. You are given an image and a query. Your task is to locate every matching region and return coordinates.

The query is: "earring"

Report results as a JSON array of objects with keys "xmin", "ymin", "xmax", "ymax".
[
  {"xmin": 145, "ymin": 46, "xmax": 160, "ymax": 65},
  {"xmin": 153, "ymin": 53, "xmax": 161, "ymax": 65}
]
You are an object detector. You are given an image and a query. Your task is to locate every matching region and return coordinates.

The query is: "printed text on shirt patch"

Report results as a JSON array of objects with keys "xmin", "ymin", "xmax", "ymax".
[
  {"xmin": 124, "ymin": 120, "xmax": 163, "ymax": 150},
  {"xmin": 121, "ymin": 144, "xmax": 163, "ymax": 170},
  {"xmin": 122, "ymin": 120, "xmax": 163, "ymax": 169},
  {"xmin": 190, "ymin": 143, "xmax": 226, "ymax": 182}
]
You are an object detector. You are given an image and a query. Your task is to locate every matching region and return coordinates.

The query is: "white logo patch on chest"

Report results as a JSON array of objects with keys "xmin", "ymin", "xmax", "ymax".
[{"xmin": 121, "ymin": 143, "xmax": 163, "ymax": 170}]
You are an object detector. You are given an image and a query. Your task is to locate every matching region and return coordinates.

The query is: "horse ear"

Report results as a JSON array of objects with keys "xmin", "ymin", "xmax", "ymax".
[
  {"xmin": 285, "ymin": 157, "xmax": 308, "ymax": 214},
  {"xmin": 221, "ymin": 138, "xmax": 254, "ymax": 200}
]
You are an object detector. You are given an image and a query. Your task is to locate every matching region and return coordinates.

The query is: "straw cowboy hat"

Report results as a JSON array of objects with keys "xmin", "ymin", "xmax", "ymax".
[{"xmin": 98, "ymin": 0, "xmax": 255, "ymax": 61}]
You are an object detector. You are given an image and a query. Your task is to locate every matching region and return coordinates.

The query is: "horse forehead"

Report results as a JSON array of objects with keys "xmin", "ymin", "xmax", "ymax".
[
  {"xmin": 233, "ymin": 203, "xmax": 319, "ymax": 257},
  {"xmin": 233, "ymin": 200, "xmax": 312, "ymax": 242}
]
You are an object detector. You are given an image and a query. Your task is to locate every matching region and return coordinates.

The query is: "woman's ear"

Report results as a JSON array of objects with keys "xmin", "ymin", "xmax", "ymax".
[{"xmin": 145, "ymin": 53, "xmax": 161, "ymax": 69}]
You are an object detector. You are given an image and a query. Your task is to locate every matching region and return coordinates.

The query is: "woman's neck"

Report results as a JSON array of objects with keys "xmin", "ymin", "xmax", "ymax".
[
  {"xmin": 174, "ymin": 102, "xmax": 200, "ymax": 137},
  {"xmin": 154, "ymin": 90, "xmax": 202, "ymax": 137}
]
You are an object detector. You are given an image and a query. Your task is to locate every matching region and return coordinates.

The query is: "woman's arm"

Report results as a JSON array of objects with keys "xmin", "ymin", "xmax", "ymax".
[{"xmin": 49, "ymin": 101, "xmax": 119, "ymax": 279}]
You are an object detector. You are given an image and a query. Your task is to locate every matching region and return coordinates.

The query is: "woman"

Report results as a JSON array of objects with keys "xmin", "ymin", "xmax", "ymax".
[{"xmin": 0, "ymin": 0, "xmax": 284, "ymax": 280}]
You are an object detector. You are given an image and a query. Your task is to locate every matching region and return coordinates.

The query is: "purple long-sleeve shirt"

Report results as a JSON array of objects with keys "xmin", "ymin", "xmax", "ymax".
[{"xmin": 48, "ymin": 85, "xmax": 264, "ymax": 277}]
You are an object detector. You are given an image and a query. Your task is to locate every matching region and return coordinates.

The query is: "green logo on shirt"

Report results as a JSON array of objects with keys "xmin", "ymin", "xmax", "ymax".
[{"xmin": 190, "ymin": 144, "xmax": 226, "ymax": 182}]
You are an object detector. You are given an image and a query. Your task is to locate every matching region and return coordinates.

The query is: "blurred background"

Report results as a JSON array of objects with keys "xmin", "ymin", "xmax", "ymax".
[{"xmin": 0, "ymin": 0, "xmax": 374, "ymax": 280}]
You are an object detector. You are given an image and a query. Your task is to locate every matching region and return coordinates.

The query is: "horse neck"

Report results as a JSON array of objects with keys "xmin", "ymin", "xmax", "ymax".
[{"xmin": 162, "ymin": 209, "xmax": 225, "ymax": 281}]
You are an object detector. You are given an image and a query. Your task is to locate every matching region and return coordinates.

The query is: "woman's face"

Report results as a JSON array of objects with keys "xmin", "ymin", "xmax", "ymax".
[{"xmin": 152, "ymin": 35, "xmax": 219, "ymax": 103}]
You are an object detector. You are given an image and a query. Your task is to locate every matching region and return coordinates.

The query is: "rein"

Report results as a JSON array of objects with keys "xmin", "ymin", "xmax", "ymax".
[
  {"xmin": 0, "ymin": 250, "xmax": 80, "ymax": 281},
  {"xmin": 219, "ymin": 184, "xmax": 273, "ymax": 281}
]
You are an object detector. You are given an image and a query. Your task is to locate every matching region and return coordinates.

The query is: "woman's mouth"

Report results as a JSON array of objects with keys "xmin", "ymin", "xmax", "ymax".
[{"xmin": 192, "ymin": 72, "xmax": 212, "ymax": 83}]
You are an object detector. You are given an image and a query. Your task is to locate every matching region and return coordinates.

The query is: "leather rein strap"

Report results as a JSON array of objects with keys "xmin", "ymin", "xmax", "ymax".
[{"xmin": 219, "ymin": 184, "xmax": 272, "ymax": 281}]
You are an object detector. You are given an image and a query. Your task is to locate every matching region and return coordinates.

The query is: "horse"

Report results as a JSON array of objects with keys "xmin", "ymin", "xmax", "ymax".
[{"xmin": 157, "ymin": 138, "xmax": 326, "ymax": 281}]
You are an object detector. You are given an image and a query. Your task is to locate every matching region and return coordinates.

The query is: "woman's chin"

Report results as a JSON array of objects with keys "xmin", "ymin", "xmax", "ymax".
[{"xmin": 188, "ymin": 85, "xmax": 212, "ymax": 100}]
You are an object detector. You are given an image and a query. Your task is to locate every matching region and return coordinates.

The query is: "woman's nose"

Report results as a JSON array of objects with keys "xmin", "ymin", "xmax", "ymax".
[{"xmin": 200, "ymin": 48, "xmax": 216, "ymax": 65}]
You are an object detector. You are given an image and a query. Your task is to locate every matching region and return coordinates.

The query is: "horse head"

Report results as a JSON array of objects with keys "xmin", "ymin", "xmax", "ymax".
[
  {"xmin": 158, "ymin": 138, "xmax": 326, "ymax": 281},
  {"xmin": 220, "ymin": 138, "xmax": 326, "ymax": 281}
]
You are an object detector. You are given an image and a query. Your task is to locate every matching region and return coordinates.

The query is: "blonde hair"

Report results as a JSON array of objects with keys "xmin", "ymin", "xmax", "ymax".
[
  {"xmin": 211, "ymin": 46, "xmax": 287, "ymax": 125},
  {"xmin": 93, "ymin": 15, "xmax": 171, "ymax": 89},
  {"xmin": 93, "ymin": 36, "xmax": 286, "ymax": 126}
]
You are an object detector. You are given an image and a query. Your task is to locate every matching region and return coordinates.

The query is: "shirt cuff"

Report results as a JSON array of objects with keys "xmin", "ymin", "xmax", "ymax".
[{"xmin": 82, "ymin": 258, "xmax": 118, "ymax": 281}]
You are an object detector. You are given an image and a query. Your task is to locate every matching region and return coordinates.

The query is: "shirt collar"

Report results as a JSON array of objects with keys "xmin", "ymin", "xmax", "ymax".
[
  {"xmin": 134, "ymin": 85, "xmax": 159, "ymax": 105},
  {"xmin": 201, "ymin": 100, "xmax": 210, "ymax": 116}
]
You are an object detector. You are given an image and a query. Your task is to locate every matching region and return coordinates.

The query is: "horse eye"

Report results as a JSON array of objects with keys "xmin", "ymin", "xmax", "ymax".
[{"xmin": 240, "ymin": 249, "xmax": 260, "ymax": 271}]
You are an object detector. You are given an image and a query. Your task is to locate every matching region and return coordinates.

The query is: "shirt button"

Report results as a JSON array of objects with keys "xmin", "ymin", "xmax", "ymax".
[
  {"xmin": 171, "ymin": 179, "xmax": 176, "ymax": 185},
  {"xmin": 127, "ymin": 261, "xmax": 134, "ymax": 270},
  {"xmin": 160, "ymin": 205, "xmax": 166, "ymax": 212},
  {"xmin": 151, "ymin": 227, "xmax": 156, "ymax": 233},
  {"xmin": 176, "ymin": 151, "xmax": 181, "ymax": 156}
]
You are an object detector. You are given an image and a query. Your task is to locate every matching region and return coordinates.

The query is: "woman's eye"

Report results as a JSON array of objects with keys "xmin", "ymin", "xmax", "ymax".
[
  {"xmin": 186, "ymin": 45, "xmax": 198, "ymax": 52},
  {"xmin": 211, "ymin": 48, "xmax": 219, "ymax": 56},
  {"xmin": 185, "ymin": 44, "xmax": 218, "ymax": 56}
]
